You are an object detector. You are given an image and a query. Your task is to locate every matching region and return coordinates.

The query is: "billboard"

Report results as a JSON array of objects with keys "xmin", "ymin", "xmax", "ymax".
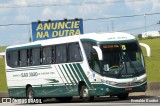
[{"xmin": 31, "ymin": 18, "xmax": 83, "ymax": 41}]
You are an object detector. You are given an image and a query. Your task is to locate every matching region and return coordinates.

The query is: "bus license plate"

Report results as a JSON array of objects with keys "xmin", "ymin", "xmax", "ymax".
[{"xmin": 125, "ymin": 87, "xmax": 132, "ymax": 91}]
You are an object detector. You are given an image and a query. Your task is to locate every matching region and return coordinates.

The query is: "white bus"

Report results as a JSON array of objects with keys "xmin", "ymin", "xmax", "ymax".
[{"xmin": 5, "ymin": 32, "xmax": 147, "ymax": 102}]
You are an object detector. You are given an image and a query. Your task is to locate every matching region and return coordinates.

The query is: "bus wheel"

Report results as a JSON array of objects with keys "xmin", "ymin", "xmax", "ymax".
[
  {"xmin": 27, "ymin": 87, "xmax": 34, "ymax": 99},
  {"xmin": 117, "ymin": 93, "xmax": 129, "ymax": 100},
  {"xmin": 80, "ymin": 85, "xmax": 94, "ymax": 102},
  {"xmin": 27, "ymin": 87, "xmax": 45, "ymax": 103}
]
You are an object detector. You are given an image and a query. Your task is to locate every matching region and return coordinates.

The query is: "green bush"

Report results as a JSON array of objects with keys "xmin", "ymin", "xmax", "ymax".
[{"xmin": 146, "ymin": 36, "xmax": 154, "ymax": 39}]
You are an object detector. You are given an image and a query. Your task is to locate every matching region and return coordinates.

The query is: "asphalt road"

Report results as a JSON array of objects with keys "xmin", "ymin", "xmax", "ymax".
[{"xmin": 0, "ymin": 96, "xmax": 160, "ymax": 106}]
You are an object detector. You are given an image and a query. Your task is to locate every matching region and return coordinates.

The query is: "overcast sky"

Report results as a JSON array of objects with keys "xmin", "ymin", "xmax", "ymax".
[{"xmin": 0, "ymin": 0, "xmax": 160, "ymax": 46}]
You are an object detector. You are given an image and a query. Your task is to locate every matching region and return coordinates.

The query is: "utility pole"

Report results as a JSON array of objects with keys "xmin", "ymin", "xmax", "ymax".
[
  {"xmin": 144, "ymin": 13, "xmax": 147, "ymax": 37},
  {"xmin": 28, "ymin": 24, "xmax": 32, "ymax": 42},
  {"xmin": 107, "ymin": 25, "xmax": 109, "ymax": 32},
  {"xmin": 157, "ymin": 20, "xmax": 160, "ymax": 32},
  {"xmin": 157, "ymin": 20, "xmax": 160, "ymax": 35},
  {"xmin": 111, "ymin": 21, "xmax": 114, "ymax": 32}
]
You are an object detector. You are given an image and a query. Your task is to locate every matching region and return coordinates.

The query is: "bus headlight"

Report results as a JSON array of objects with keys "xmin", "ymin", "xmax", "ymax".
[
  {"xmin": 138, "ymin": 77, "xmax": 147, "ymax": 83},
  {"xmin": 109, "ymin": 81, "xmax": 118, "ymax": 85},
  {"xmin": 106, "ymin": 80, "xmax": 118, "ymax": 85}
]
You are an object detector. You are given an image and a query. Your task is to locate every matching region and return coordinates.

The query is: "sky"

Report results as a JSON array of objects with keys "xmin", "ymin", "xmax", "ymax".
[{"xmin": 0, "ymin": 0, "xmax": 160, "ymax": 46}]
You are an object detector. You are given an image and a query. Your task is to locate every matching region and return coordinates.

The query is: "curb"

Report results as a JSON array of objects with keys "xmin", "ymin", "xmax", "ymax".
[{"xmin": 0, "ymin": 92, "xmax": 8, "ymax": 97}]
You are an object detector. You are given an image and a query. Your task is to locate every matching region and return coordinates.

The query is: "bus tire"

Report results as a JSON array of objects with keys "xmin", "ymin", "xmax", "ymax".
[
  {"xmin": 117, "ymin": 93, "xmax": 129, "ymax": 100},
  {"xmin": 27, "ymin": 87, "xmax": 34, "ymax": 99},
  {"xmin": 27, "ymin": 87, "xmax": 35, "ymax": 104},
  {"xmin": 80, "ymin": 85, "xmax": 94, "ymax": 102},
  {"xmin": 27, "ymin": 87, "xmax": 45, "ymax": 103}
]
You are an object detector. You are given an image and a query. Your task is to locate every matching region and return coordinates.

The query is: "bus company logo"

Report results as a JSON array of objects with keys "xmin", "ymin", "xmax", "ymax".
[
  {"xmin": 1, "ymin": 98, "xmax": 12, "ymax": 103},
  {"xmin": 1, "ymin": 98, "xmax": 42, "ymax": 104}
]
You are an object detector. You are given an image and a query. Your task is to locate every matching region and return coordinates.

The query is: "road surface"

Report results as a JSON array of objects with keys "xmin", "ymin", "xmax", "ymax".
[{"xmin": 0, "ymin": 95, "xmax": 160, "ymax": 106}]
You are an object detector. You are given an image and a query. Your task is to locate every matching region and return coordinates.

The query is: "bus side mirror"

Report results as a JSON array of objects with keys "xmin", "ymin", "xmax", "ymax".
[{"xmin": 92, "ymin": 46, "xmax": 103, "ymax": 60}]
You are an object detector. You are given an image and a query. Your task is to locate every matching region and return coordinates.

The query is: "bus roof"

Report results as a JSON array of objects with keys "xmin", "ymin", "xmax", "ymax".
[
  {"xmin": 6, "ymin": 32, "xmax": 136, "ymax": 50},
  {"xmin": 80, "ymin": 32, "xmax": 135, "ymax": 42}
]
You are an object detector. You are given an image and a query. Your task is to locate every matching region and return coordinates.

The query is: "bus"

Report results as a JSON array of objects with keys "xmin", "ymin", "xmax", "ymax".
[{"xmin": 5, "ymin": 32, "xmax": 147, "ymax": 102}]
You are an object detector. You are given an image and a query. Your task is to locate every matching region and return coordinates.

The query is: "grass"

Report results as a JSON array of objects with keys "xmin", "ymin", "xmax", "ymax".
[
  {"xmin": 0, "ymin": 38, "xmax": 160, "ymax": 92},
  {"xmin": 0, "ymin": 58, "xmax": 7, "ymax": 92},
  {"xmin": 0, "ymin": 46, "xmax": 6, "ymax": 52},
  {"xmin": 139, "ymin": 38, "xmax": 160, "ymax": 82}
]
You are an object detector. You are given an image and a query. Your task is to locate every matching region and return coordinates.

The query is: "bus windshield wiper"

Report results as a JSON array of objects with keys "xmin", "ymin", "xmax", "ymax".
[
  {"xmin": 125, "ymin": 53, "xmax": 139, "ymax": 76},
  {"xmin": 117, "ymin": 44, "xmax": 126, "ymax": 78},
  {"xmin": 117, "ymin": 44, "xmax": 139, "ymax": 78}
]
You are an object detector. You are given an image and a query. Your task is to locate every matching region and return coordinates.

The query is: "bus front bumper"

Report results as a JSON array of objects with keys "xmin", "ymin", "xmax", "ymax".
[{"xmin": 90, "ymin": 81, "xmax": 147, "ymax": 96}]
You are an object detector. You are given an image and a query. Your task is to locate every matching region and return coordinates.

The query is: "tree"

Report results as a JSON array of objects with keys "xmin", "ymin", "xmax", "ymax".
[
  {"xmin": 29, "ymin": 36, "xmax": 32, "ymax": 42},
  {"xmin": 137, "ymin": 34, "xmax": 142, "ymax": 39}
]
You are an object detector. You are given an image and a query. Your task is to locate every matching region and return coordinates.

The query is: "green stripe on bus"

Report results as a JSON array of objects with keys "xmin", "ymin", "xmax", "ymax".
[
  {"xmin": 69, "ymin": 64, "xmax": 80, "ymax": 82},
  {"xmin": 80, "ymin": 39, "xmax": 97, "ymax": 44},
  {"xmin": 72, "ymin": 64, "xmax": 83, "ymax": 81},
  {"xmin": 76, "ymin": 63, "xmax": 92, "ymax": 88},
  {"xmin": 99, "ymin": 39, "xmax": 136, "ymax": 45},
  {"xmin": 73, "ymin": 63, "xmax": 90, "ymax": 88},
  {"xmin": 65, "ymin": 64, "xmax": 78, "ymax": 86},
  {"xmin": 62, "ymin": 65, "xmax": 74, "ymax": 89},
  {"xmin": 7, "ymin": 67, "xmax": 52, "ymax": 72},
  {"xmin": 58, "ymin": 65, "xmax": 72, "ymax": 90}
]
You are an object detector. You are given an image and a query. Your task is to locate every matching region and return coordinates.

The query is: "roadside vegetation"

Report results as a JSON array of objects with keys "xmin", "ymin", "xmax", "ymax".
[
  {"xmin": 0, "ymin": 46, "xmax": 6, "ymax": 52},
  {"xmin": 139, "ymin": 37, "xmax": 160, "ymax": 82},
  {"xmin": 0, "ymin": 58, "xmax": 7, "ymax": 92}
]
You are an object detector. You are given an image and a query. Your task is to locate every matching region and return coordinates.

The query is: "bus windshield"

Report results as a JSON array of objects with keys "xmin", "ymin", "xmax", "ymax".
[{"xmin": 100, "ymin": 42, "xmax": 145, "ymax": 78}]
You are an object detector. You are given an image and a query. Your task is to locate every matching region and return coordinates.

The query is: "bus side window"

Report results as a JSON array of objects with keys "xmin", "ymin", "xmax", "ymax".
[
  {"xmin": 55, "ymin": 44, "xmax": 67, "ymax": 63},
  {"xmin": 9, "ymin": 51, "xmax": 18, "ymax": 67},
  {"xmin": 92, "ymin": 51, "xmax": 101, "ymax": 73},
  {"xmin": 20, "ymin": 49, "xmax": 27, "ymax": 67},
  {"xmin": 82, "ymin": 43, "xmax": 91, "ymax": 61},
  {"xmin": 18, "ymin": 51, "xmax": 20, "ymax": 66},
  {"xmin": 42, "ymin": 46, "xmax": 52, "ymax": 64},
  {"xmin": 6, "ymin": 51, "xmax": 10, "ymax": 66},
  {"xmin": 32, "ymin": 48, "xmax": 40, "ymax": 65},
  {"xmin": 52, "ymin": 46, "xmax": 55, "ymax": 63},
  {"xmin": 27, "ymin": 49, "xmax": 32, "ymax": 66},
  {"xmin": 68, "ymin": 43, "xmax": 82, "ymax": 62}
]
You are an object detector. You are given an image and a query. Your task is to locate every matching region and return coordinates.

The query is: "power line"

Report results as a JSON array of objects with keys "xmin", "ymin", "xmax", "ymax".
[
  {"xmin": 117, "ymin": 24, "xmax": 157, "ymax": 32},
  {"xmin": 0, "ymin": 23, "xmax": 29, "ymax": 26},
  {"xmin": 0, "ymin": 12, "xmax": 158, "ymax": 27},
  {"xmin": 0, "ymin": 0, "xmax": 146, "ymax": 8},
  {"xmin": 84, "ymin": 14, "xmax": 142, "ymax": 21},
  {"xmin": 84, "ymin": 12, "xmax": 160, "ymax": 21},
  {"xmin": 0, "ymin": 12, "xmax": 160, "ymax": 31}
]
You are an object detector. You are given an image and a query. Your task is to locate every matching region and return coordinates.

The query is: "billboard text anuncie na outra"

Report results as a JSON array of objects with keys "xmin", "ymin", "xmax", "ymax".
[{"xmin": 32, "ymin": 18, "xmax": 83, "ymax": 41}]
